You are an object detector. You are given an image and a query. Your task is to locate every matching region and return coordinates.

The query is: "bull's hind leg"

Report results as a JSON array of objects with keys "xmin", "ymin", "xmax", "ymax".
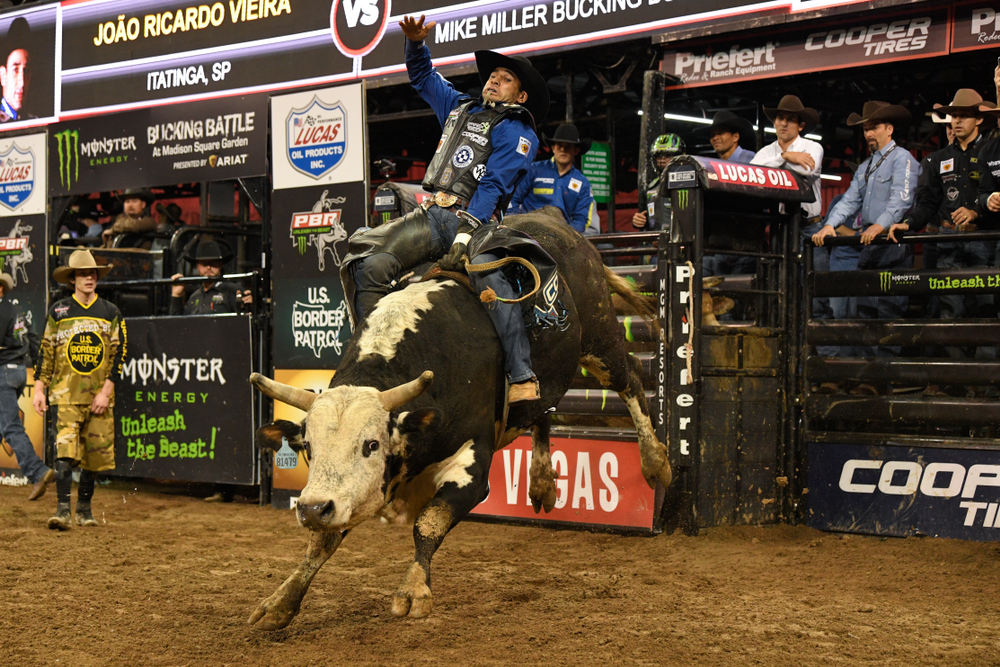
[
  {"xmin": 392, "ymin": 436, "xmax": 494, "ymax": 619},
  {"xmin": 249, "ymin": 530, "xmax": 345, "ymax": 630},
  {"xmin": 528, "ymin": 415, "xmax": 558, "ymax": 513},
  {"xmin": 580, "ymin": 352, "xmax": 672, "ymax": 488}
]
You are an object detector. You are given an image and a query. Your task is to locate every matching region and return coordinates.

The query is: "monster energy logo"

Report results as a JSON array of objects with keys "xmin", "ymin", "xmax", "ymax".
[
  {"xmin": 677, "ymin": 189, "xmax": 689, "ymax": 210},
  {"xmin": 54, "ymin": 130, "xmax": 80, "ymax": 190},
  {"xmin": 297, "ymin": 236, "xmax": 307, "ymax": 255},
  {"xmin": 880, "ymin": 271, "xmax": 891, "ymax": 292}
]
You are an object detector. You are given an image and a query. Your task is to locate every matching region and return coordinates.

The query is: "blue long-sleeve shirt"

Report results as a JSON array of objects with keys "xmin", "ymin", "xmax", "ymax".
[
  {"xmin": 406, "ymin": 40, "xmax": 536, "ymax": 223},
  {"xmin": 824, "ymin": 140, "xmax": 921, "ymax": 231},
  {"xmin": 508, "ymin": 158, "xmax": 595, "ymax": 233}
]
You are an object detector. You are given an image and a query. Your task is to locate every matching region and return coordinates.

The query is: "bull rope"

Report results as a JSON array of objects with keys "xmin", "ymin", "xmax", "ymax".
[
  {"xmin": 685, "ymin": 260, "xmax": 695, "ymax": 383},
  {"xmin": 463, "ymin": 256, "xmax": 542, "ymax": 305}
]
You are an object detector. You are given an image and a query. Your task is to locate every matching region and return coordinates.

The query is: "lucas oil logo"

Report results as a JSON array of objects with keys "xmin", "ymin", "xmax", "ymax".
[
  {"xmin": 330, "ymin": 0, "xmax": 390, "ymax": 57},
  {"xmin": 287, "ymin": 97, "xmax": 347, "ymax": 180},
  {"xmin": 0, "ymin": 144, "xmax": 34, "ymax": 211}
]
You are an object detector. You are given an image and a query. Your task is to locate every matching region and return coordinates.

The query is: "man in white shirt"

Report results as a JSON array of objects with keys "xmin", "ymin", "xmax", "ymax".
[{"xmin": 751, "ymin": 95, "xmax": 824, "ymax": 224}]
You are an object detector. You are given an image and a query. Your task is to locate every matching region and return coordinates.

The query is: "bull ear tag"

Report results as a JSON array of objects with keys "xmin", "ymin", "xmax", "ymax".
[{"xmin": 275, "ymin": 437, "xmax": 299, "ymax": 470}]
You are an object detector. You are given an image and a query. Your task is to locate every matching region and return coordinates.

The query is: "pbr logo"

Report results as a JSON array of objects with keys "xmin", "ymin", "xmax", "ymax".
[
  {"xmin": 0, "ymin": 220, "xmax": 33, "ymax": 287},
  {"xmin": 0, "ymin": 144, "xmax": 34, "ymax": 211},
  {"xmin": 330, "ymin": 0, "xmax": 391, "ymax": 57},
  {"xmin": 290, "ymin": 190, "xmax": 349, "ymax": 271},
  {"xmin": 286, "ymin": 97, "xmax": 347, "ymax": 180}
]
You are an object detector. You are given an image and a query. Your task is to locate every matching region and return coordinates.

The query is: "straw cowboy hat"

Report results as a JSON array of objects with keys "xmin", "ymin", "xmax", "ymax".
[
  {"xmin": 933, "ymin": 89, "xmax": 993, "ymax": 115},
  {"xmin": 0, "ymin": 273, "xmax": 13, "ymax": 294},
  {"xmin": 53, "ymin": 249, "xmax": 113, "ymax": 285},
  {"xmin": 474, "ymin": 50, "xmax": 550, "ymax": 127},
  {"xmin": 543, "ymin": 123, "xmax": 592, "ymax": 153},
  {"xmin": 846, "ymin": 101, "xmax": 912, "ymax": 127},
  {"xmin": 763, "ymin": 95, "xmax": 820, "ymax": 134},
  {"xmin": 703, "ymin": 110, "xmax": 758, "ymax": 151}
]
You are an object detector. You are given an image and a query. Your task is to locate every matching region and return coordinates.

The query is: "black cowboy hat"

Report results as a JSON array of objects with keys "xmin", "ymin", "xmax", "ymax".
[
  {"xmin": 184, "ymin": 238, "xmax": 233, "ymax": 264},
  {"xmin": 763, "ymin": 95, "xmax": 820, "ymax": 135},
  {"xmin": 475, "ymin": 50, "xmax": 549, "ymax": 128},
  {"xmin": 76, "ymin": 199, "xmax": 104, "ymax": 220},
  {"xmin": 118, "ymin": 188, "xmax": 155, "ymax": 205},
  {"xmin": 155, "ymin": 202, "xmax": 184, "ymax": 226},
  {"xmin": 543, "ymin": 123, "xmax": 591, "ymax": 153},
  {"xmin": 4, "ymin": 17, "xmax": 31, "ymax": 58},
  {"xmin": 846, "ymin": 101, "xmax": 912, "ymax": 127},
  {"xmin": 703, "ymin": 110, "xmax": 758, "ymax": 152}
]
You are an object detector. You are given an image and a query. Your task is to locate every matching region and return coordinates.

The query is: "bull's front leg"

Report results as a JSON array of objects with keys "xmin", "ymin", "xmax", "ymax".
[
  {"xmin": 528, "ymin": 415, "xmax": 558, "ymax": 513},
  {"xmin": 392, "ymin": 438, "xmax": 493, "ymax": 619},
  {"xmin": 249, "ymin": 529, "xmax": 345, "ymax": 630}
]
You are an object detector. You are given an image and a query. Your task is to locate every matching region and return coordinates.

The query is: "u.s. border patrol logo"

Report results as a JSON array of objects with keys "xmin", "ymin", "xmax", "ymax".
[
  {"xmin": 286, "ymin": 97, "xmax": 347, "ymax": 179},
  {"xmin": 452, "ymin": 145, "xmax": 475, "ymax": 168},
  {"xmin": 66, "ymin": 331, "xmax": 105, "ymax": 375},
  {"xmin": 0, "ymin": 144, "xmax": 34, "ymax": 211}
]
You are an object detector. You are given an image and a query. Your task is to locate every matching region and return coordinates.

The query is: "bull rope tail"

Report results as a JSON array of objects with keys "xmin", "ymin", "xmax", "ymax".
[
  {"xmin": 463, "ymin": 256, "xmax": 541, "ymax": 305},
  {"xmin": 685, "ymin": 260, "xmax": 695, "ymax": 384}
]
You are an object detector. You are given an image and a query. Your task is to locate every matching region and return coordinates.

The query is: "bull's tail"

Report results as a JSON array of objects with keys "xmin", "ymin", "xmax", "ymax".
[{"xmin": 603, "ymin": 265, "xmax": 662, "ymax": 341}]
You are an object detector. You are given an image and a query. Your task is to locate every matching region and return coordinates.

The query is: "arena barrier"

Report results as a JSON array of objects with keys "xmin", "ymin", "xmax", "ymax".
[{"xmin": 803, "ymin": 231, "xmax": 1000, "ymax": 541}]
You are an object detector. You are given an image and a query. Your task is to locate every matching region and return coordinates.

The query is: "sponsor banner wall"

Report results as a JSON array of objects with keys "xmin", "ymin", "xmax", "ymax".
[
  {"xmin": 271, "ymin": 182, "xmax": 366, "ymax": 368},
  {"xmin": 0, "ymin": 213, "xmax": 46, "ymax": 342},
  {"xmin": 0, "ymin": 133, "xmax": 45, "ymax": 215},
  {"xmin": 113, "ymin": 315, "xmax": 255, "ymax": 484},
  {"xmin": 48, "ymin": 93, "xmax": 268, "ymax": 196},
  {"xmin": 271, "ymin": 83, "xmax": 366, "ymax": 190},
  {"xmin": 661, "ymin": 6, "xmax": 951, "ymax": 88},
  {"xmin": 0, "ymin": 6, "xmax": 58, "ymax": 129},
  {"xmin": 952, "ymin": 1, "xmax": 1000, "ymax": 51},
  {"xmin": 0, "ymin": 368, "xmax": 44, "ymax": 481},
  {"xmin": 809, "ymin": 442, "xmax": 1000, "ymax": 542}
]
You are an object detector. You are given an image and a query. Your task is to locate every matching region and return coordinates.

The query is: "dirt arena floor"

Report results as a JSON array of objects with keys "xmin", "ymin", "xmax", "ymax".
[{"xmin": 2, "ymin": 482, "xmax": 999, "ymax": 667}]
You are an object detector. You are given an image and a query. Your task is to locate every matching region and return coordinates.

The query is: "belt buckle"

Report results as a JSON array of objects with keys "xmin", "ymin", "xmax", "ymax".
[{"xmin": 433, "ymin": 192, "xmax": 459, "ymax": 209}]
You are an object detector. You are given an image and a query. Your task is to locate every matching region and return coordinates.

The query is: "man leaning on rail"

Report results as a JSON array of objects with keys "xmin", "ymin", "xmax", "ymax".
[
  {"xmin": 812, "ymin": 101, "xmax": 920, "ymax": 395},
  {"xmin": 342, "ymin": 15, "xmax": 550, "ymax": 405}
]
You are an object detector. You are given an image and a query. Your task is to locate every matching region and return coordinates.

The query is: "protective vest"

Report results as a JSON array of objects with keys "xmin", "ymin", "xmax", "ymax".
[{"xmin": 423, "ymin": 100, "xmax": 533, "ymax": 206}]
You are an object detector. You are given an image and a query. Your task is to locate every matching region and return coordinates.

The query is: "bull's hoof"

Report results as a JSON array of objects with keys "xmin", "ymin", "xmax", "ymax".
[
  {"xmin": 529, "ymin": 457, "xmax": 558, "ymax": 514},
  {"xmin": 248, "ymin": 595, "xmax": 299, "ymax": 630},
  {"xmin": 391, "ymin": 562, "xmax": 433, "ymax": 618},
  {"xmin": 641, "ymin": 457, "xmax": 673, "ymax": 490}
]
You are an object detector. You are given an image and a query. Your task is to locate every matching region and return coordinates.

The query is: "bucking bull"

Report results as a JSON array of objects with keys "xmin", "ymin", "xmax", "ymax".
[{"xmin": 248, "ymin": 207, "xmax": 672, "ymax": 629}]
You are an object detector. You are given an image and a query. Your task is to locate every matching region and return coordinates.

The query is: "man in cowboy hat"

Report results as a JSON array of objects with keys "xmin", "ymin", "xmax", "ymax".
[
  {"xmin": 887, "ymin": 90, "xmax": 992, "ymax": 366},
  {"xmin": 102, "ymin": 188, "xmax": 157, "ymax": 248},
  {"xmin": 508, "ymin": 123, "xmax": 596, "ymax": 234},
  {"xmin": 0, "ymin": 17, "xmax": 34, "ymax": 123},
  {"xmin": 170, "ymin": 238, "xmax": 250, "ymax": 315},
  {"xmin": 343, "ymin": 14, "xmax": 550, "ymax": 404},
  {"xmin": 33, "ymin": 250, "xmax": 126, "ymax": 529},
  {"xmin": 813, "ymin": 102, "xmax": 920, "ymax": 379},
  {"xmin": 706, "ymin": 110, "xmax": 757, "ymax": 164},
  {"xmin": 752, "ymin": 95, "xmax": 824, "ymax": 224},
  {"xmin": 0, "ymin": 271, "xmax": 50, "ymax": 499}
]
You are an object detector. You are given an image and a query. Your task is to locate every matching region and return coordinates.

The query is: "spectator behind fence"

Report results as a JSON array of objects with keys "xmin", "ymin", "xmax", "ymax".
[
  {"xmin": 170, "ymin": 239, "xmax": 251, "ymax": 316},
  {"xmin": 887, "ymin": 90, "xmax": 992, "ymax": 380},
  {"xmin": 632, "ymin": 133, "xmax": 685, "ymax": 231},
  {"xmin": 814, "ymin": 101, "xmax": 919, "ymax": 394},
  {"xmin": 751, "ymin": 95, "xmax": 824, "ymax": 225},
  {"xmin": 33, "ymin": 250, "xmax": 126, "ymax": 530},
  {"xmin": 0, "ymin": 271, "xmax": 50, "ymax": 500},
  {"xmin": 509, "ymin": 123, "xmax": 596, "ymax": 235},
  {"xmin": 102, "ymin": 188, "xmax": 157, "ymax": 248}
]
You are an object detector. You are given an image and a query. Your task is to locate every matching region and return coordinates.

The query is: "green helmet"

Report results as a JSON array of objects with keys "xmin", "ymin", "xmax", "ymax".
[{"xmin": 650, "ymin": 134, "xmax": 685, "ymax": 169}]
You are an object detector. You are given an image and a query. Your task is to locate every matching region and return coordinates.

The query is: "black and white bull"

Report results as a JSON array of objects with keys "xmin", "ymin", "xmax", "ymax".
[{"xmin": 249, "ymin": 208, "xmax": 670, "ymax": 629}]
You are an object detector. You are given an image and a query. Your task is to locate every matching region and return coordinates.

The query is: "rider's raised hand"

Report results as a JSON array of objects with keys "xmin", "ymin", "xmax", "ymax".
[{"xmin": 399, "ymin": 15, "xmax": 436, "ymax": 43}]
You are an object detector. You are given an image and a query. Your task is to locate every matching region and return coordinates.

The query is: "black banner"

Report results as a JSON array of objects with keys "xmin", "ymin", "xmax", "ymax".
[
  {"xmin": 48, "ymin": 93, "xmax": 268, "ymax": 196},
  {"xmin": 113, "ymin": 315, "xmax": 255, "ymax": 484},
  {"xmin": 271, "ymin": 182, "xmax": 367, "ymax": 368},
  {"xmin": 0, "ymin": 213, "xmax": 46, "ymax": 332},
  {"xmin": 813, "ymin": 266, "xmax": 1000, "ymax": 298}
]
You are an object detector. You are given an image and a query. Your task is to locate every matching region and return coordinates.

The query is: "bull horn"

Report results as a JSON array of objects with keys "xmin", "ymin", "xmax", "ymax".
[
  {"xmin": 379, "ymin": 371, "xmax": 434, "ymax": 411},
  {"xmin": 249, "ymin": 373, "xmax": 317, "ymax": 412}
]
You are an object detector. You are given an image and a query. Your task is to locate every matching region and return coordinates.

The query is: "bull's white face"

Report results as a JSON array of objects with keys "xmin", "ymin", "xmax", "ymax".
[{"xmin": 294, "ymin": 386, "xmax": 392, "ymax": 532}]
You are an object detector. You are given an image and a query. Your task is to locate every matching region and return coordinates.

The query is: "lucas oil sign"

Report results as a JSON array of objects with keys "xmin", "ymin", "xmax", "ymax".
[
  {"xmin": 809, "ymin": 442, "xmax": 1000, "ymax": 541},
  {"xmin": 0, "ymin": 134, "xmax": 45, "ymax": 216},
  {"xmin": 285, "ymin": 96, "xmax": 348, "ymax": 179}
]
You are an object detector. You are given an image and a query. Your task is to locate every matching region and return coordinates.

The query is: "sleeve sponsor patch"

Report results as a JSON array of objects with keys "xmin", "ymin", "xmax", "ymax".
[
  {"xmin": 516, "ymin": 136, "xmax": 532, "ymax": 156},
  {"xmin": 940, "ymin": 158, "xmax": 954, "ymax": 174},
  {"xmin": 568, "ymin": 178, "xmax": 582, "ymax": 192}
]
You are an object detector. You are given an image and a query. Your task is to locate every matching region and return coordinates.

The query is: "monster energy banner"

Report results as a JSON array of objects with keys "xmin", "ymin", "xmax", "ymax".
[
  {"xmin": 0, "ymin": 214, "xmax": 46, "ymax": 332},
  {"xmin": 48, "ymin": 93, "xmax": 268, "ymax": 197},
  {"xmin": 113, "ymin": 314, "xmax": 256, "ymax": 484},
  {"xmin": 271, "ymin": 182, "xmax": 367, "ymax": 369},
  {"xmin": 812, "ymin": 266, "xmax": 1000, "ymax": 298}
]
